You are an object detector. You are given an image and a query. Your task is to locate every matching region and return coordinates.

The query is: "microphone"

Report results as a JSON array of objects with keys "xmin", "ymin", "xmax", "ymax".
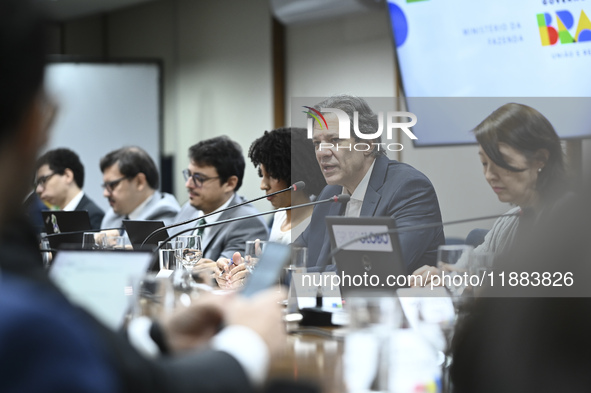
[
  {"xmin": 140, "ymin": 181, "xmax": 306, "ymax": 247},
  {"xmin": 332, "ymin": 194, "xmax": 350, "ymax": 204},
  {"xmin": 151, "ymin": 193, "xmax": 349, "ymax": 260},
  {"xmin": 44, "ymin": 226, "xmax": 125, "ymax": 237},
  {"xmin": 317, "ymin": 211, "xmax": 522, "ymax": 271}
]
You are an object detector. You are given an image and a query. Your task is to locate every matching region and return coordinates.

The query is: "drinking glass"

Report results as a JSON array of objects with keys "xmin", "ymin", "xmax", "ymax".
[
  {"xmin": 283, "ymin": 246, "xmax": 307, "ymax": 286},
  {"xmin": 157, "ymin": 241, "xmax": 176, "ymax": 270},
  {"xmin": 133, "ymin": 273, "xmax": 174, "ymax": 319},
  {"xmin": 159, "ymin": 249, "xmax": 176, "ymax": 271},
  {"xmin": 175, "ymin": 235, "xmax": 203, "ymax": 274},
  {"xmin": 469, "ymin": 252, "xmax": 495, "ymax": 276},
  {"xmin": 102, "ymin": 235, "xmax": 128, "ymax": 250},
  {"xmin": 469, "ymin": 252, "xmax": 496, "ymax": 291},
  {"xmin": 82, "ymin": 232, "xmax": 101, "ymax": 250},
  {"xmin": 244, "ymin": 240, "xmax": 267, "ymax": 273},
  {"xmin": 344, "ymin": 295, "xmax": 403, "ymax": 392},
  {"xmin": 39, "ymin": 233, "xmax": 52, "ymax": 268}
]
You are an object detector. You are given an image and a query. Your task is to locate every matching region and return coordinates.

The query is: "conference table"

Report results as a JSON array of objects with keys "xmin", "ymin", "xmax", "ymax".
[
  {"xmin": 48, "ymin": 245, "xmax": 457, "ymax": 393},
  {"xmin": 270, "ymin": 325, "xmax": 346, "ymax": 393},
  {"xmin": 268, "ymin": 317, "xmax": 454, "ymax": 393}
]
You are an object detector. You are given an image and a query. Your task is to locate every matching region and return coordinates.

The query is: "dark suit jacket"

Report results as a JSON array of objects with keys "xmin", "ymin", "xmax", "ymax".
[
  {"xmin": 0, "ymin": 217, "xmax": 256, "ymax": 393},
  {"xmin": 0, "ymin": 273, "xmax": 121, "ymax": 393},
  {"xmin": 296, "ymin": 155, "xmax": 445, "ymax": 273},
  {"xmin": 76, "ymin": 194, "xmax": 105, "ymax": 230}
]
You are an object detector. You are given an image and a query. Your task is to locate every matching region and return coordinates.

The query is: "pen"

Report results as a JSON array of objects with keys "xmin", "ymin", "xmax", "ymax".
[{"xmin": 218, "ymin": 258, "xmax": 235, "ymax": 278}]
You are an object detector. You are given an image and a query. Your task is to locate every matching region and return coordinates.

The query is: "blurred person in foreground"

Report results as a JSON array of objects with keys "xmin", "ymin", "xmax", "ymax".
[
  {"xmin": 413, "ymin": 103, "xmax": 571, "ymax": 285},
  {"xmin": 35, "ymin": 147, "xmax": 105, "ymax": 229},
  {"xmin": 450, "ymin": 179, "xmax": 590, "ymax": 392},
  {"xmin": 0, "ymin": 1, "xmax": 286, "ymax": 392}
]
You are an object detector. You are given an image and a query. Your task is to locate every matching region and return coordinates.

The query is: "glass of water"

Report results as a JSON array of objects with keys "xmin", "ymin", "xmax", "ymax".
[{"xmin": 175, "ymin": 235, "xmax": 203, "ymax": 276}]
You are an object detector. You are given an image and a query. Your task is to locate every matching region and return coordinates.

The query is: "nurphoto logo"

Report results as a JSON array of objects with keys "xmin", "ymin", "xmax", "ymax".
[{"xmin": 303, "ymin": 106, "xmax": 418, "ymax": 152}]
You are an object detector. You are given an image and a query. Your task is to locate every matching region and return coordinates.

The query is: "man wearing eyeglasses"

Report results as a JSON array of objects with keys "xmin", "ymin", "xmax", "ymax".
[
  {"xmin": 100, "ymin": 146, "xmax": 180, "ymax": 229},
  {"xmin": 35, "ymin": 148, "xmax": 105, "ymax": 229},
  {"xmin": 174, "ymin": 136, "xmax": 268, "ymax": 261}
]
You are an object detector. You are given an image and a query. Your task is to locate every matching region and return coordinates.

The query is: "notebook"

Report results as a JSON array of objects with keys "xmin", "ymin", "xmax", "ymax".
[{"xmin": 325, "ymin": 216, "xmax": 407, "ymax": 297}]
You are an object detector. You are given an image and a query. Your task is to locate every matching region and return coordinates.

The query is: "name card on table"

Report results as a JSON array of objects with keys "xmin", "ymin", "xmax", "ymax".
[{"xmin": 331, "ymin": 224, "xmax": 393, "ymax": 252}]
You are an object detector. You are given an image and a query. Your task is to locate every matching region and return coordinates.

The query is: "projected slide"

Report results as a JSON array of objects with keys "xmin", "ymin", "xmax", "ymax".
[{"xmin": 387, "ymin": 1, "xmax": 591, "ymax": 145}]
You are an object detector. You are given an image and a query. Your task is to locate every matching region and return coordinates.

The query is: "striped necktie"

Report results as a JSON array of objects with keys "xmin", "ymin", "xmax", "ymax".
[{"xmin": 195, "ymin": 218, "xmax": 206, "ymax": 238}]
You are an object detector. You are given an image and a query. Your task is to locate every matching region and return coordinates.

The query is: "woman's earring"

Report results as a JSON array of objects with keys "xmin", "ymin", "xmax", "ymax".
[{"xmin": 538, "ymin": 167, "xmax": 542, "ymax": 173}]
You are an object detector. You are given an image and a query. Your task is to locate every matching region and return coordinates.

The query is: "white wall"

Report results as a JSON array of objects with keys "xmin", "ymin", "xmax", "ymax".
[
  {"xmin": 59, "ymin": 0, "xmax": 274, "ymax": 214},
  {"xmin": 285, "ymin": 9, "xmax": 506, "ymax": 239},
  {"xmin": 173, "ymin": 0, "xmax": 273, "ymax": 212}
]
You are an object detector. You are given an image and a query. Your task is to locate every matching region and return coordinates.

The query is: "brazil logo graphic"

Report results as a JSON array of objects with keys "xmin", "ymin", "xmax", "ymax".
[{"xmin": 537, "ymin": 10, "xmax": 591, "ymax": 45}]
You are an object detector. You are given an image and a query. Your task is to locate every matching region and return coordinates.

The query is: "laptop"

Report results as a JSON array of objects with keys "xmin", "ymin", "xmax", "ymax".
[
  {"xmin": 49, "ymin": 249, "xmax": 153, "ymax": 330},
  {"xmin": 42, "ymin": 210, "xmax": 92, "ymax": 250},
  {"xmin": 122, "ymin": 220, "xmax": 169, "ymax": 251},
  {"xmin": 325, "ymin": 216, "xmax": 408, "ymax": 297}
]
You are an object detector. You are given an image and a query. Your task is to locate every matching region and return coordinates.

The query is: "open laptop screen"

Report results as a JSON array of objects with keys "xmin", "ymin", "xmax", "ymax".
[{"xmin": 49, "ymin": 250, "xmax": 152, "ymax": 330}]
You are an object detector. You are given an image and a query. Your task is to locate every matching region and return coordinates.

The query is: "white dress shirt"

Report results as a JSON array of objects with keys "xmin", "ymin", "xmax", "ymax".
[
  {"xmin": 63, "ymin": 191, "xmax": 84, "ymax": 211},
  {"xmin": 343, "ymin": 160, "xmax": 375, "ymax": 217}
]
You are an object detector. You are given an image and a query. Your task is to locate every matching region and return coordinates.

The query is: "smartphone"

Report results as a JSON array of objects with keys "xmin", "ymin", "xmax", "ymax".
[{"xmin": 240, "ymin": 242, "xmax": 291, "ymax": 298}]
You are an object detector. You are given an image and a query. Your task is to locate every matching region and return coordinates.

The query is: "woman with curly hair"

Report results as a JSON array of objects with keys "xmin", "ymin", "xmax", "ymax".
[{"xmin": 248, "ymin": 127, "xmax": 326, "ymax": 243}]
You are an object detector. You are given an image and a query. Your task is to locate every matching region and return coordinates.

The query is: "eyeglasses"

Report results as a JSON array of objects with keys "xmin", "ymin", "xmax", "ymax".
[
  {"xmin": 182, "ymin": 169, "xmax": 219, "ymax": 188},
  {"xmin": 101, "ymin": 176, "xmax": 129, "ymax": 193},
  {"xmin": 35, "ymin": 173, "xmax": 56, "ymax": 188}
]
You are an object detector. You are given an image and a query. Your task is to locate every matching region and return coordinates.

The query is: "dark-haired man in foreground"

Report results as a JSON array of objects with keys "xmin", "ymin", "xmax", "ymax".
[{"xmin": 0, "ymin": 1, "xmax": 284, "ymax": 392}]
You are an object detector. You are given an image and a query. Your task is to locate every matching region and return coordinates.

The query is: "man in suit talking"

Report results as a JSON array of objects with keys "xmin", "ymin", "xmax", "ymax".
[
  {"xmin": 0, "ymin": 2, "xmax": 285, "ymax": 392},
  {"xmin": 295, "ymin": 95, "xmax": 445, "ymax": 273}
]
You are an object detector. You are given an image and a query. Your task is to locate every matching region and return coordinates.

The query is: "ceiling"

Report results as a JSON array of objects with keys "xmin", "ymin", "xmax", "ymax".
[{"xmin": 44, "ymin": 0, "xmax": 159, "ymax": 21}]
